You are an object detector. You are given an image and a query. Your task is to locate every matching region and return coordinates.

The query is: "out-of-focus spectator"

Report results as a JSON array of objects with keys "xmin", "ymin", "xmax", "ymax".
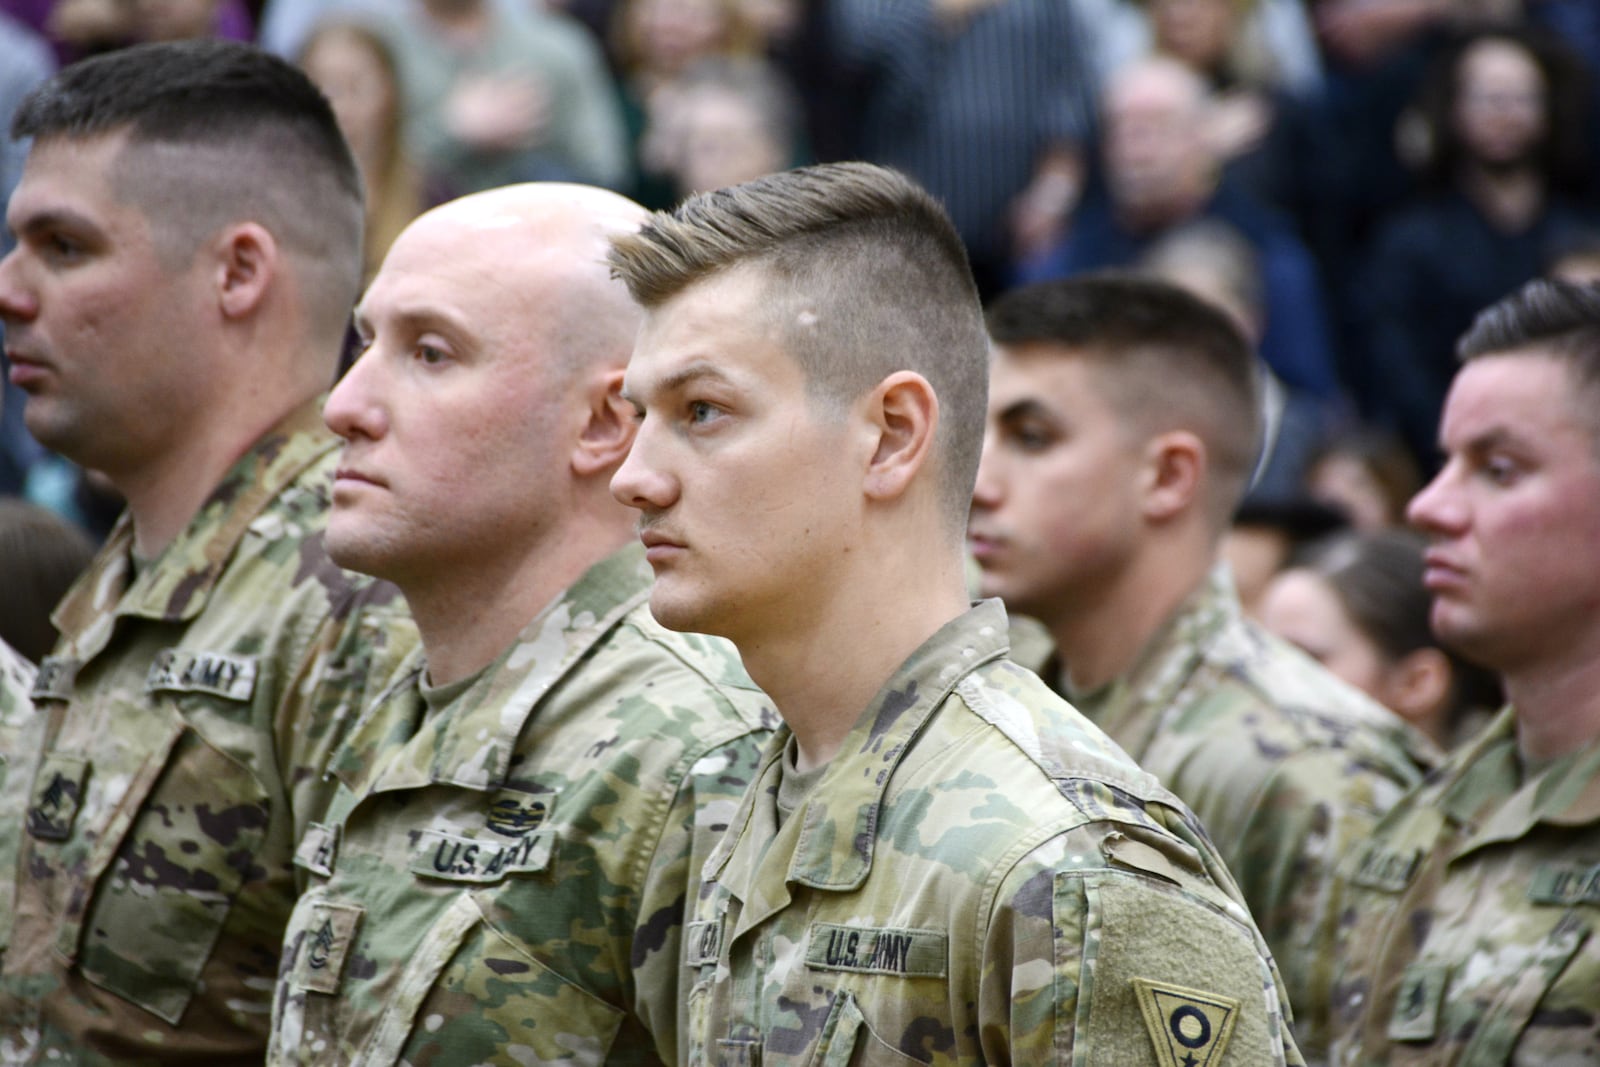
[
  {"xmin": 1, "ymin": 0, "xmax": 252, "ymax": 58},
  {"xmin": 611, "ymin": 0, "xmax": 762, "ymax": 205},
  {"xmin": 1225, "ymin": 494, "xmax": 1348, "ymax": 615},
  {"xmin": 1305, "ymin": 426, "xmax": 1422, "ymax": 529},
  {"xmin": 299, "ymin": 16, "xmax": 426, "ymax": 285},
  {"xmin": 1544, "ymin": 226, "xmax": 1600, "ymax": 284},
  {"xmin": 0, "ymin": 498, "xmax": 93, "ymax": 662},
  {"xmin": 1259, "ymin": 529, "xmax": 1500, "ymax": 750},
  {"xmin": 661, "ymin": 56, "xmax": 798, "ymax": 198},
  {"xmin": 829, "ymin": 0, "xmax": 1098, "ymax": 297},
  {"xmin": 132, "ymin": 0, "xmax": 243, "ymax": 41},
  {"xmin": 1355, "ymin": 24, "xmax": 1598, "ymax": 468},
  {"xmin": 391, "ymin": 0, "xmax": 629, "ymax": 195},
  {"xmin": 1020, "ymin": 55, "xmax": 1340, "ymax": 403}
]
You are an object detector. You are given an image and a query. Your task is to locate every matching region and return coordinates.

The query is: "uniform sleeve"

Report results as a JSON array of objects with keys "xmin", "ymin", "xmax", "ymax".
[
  {"xmin": 273, "ymin": 581, "xmax": 418, "ymax": 851},
  {"xmin": 633, "ymin": 721, "xmax": 770, "ymax": 1063},
  {"xmin": 980, "ymin": 825, "xmax": 1304, "ymax": 1065},
  {"xmin": 0, "ymin": 644, "xmax": 40, "ymax": 968}
]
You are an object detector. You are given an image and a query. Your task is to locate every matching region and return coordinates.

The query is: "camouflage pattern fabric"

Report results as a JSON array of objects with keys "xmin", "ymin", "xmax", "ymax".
[
  {"xmin": 0, "ymin": 400, "xmax": 418, "ymax": 1066},
  {"xmin": 1325, "ymin": 706, "xmax": 1600, "ymax": 1066},
  {"xmin": 0, "ymin": 640, "xmax": 40, "ymax": 972},
  {"xmin": 268, "ymin": 545, "xmax": 777, "ymax": 1066},
  {"xmin": 1057, "ymin": 567, "xmax": 1435, "ymax": 1056},
  {"xmin": 687, "ymin": 599, "xmax": 1304, "ymax": 1066}
]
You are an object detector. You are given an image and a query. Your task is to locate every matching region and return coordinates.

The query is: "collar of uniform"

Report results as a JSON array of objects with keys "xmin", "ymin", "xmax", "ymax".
[
  {"xmin": 367, "ymin": 545, "xmax": 652, "ymax": 795},
  {"xmin": 1449, "ymin": 706, "xmax": 1600, "ymax": 857},
  {"xmin": 50, "ymin": 398, "xmax": 335, "ymax": 647},
  {"xmin": 1069, "ymin": 564, "xmax": 1235, "ymax": 753},
  {"xmin": 780, "ymin": 599, "xmax": 1011, "ymax": 892}
]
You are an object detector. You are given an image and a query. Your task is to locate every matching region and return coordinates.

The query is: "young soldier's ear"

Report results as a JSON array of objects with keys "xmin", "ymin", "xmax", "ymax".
[
  {"xmin": 216, "ymin": 222, "xmax": 278, "ymax": 320},
  {"xmin": 573, "ymin": 368, "xmax": 635, "ymax": 477},
  {"xmin": 863, "ymin": 371, "xmax": 939, "ymax": 503},
  {"xmin": 1141, "ymin": 430, "xmax": 1204, "ymax": 521}
]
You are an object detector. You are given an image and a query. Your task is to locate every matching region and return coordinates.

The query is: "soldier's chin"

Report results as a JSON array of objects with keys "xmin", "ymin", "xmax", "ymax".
[
  {"xmin": 646, "ymin": 586, "xmax": 722, "ymax": 638},
  {"xmin": 324, "ymin": 524, "xmax": 388, "ymax": 581}
]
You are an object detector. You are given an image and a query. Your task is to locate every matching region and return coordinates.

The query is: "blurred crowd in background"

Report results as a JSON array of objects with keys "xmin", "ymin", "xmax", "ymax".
[{"xmin": 1, "ymin": 0, "xmax": 1595, "ymax": 748}]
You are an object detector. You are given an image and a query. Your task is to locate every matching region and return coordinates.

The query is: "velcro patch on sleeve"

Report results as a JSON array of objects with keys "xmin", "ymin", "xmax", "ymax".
[
  {"xmin": 1133, "ymin": 978, "xmax": 1240, "ymax": 1067},
  {"xmin": 804, "ymin": 923, "xmax": 947, "ymax": 977},
  {"xmin": 145, "ymin": 649, "xmax": 258, "ymax": 702}
]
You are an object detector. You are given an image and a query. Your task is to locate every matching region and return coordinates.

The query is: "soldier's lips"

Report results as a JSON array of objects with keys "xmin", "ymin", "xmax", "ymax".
[
  {"xmin": 333, "ymin": 467, "xmax": 386, "ymax": 489},
  {"xmin": 638, "ymin": 528, "xmax": 686, "ymax": 565},
  {"xmin": 1421, "ymin": 550, "xmax": 1468, "ymax": 592},
  {"xmin": 5, "ymin": 350, "xmax": 48, "ymax": 388},
  {"xmin": 967, "ymin": 532, "xmax": 1004, "ymax": 563}
]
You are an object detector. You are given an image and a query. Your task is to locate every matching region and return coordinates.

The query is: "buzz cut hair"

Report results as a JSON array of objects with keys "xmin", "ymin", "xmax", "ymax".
[
  {"xmin": 12, "ymin": 39, "xmax": 365, "ymax": 346},
  {"xmin": 986, "ymin": 273, "xmax": 1263, "ymax": 527},
  {"xmin": 606, "ymin": 161, "xmax": 991, "ymax": 535}
]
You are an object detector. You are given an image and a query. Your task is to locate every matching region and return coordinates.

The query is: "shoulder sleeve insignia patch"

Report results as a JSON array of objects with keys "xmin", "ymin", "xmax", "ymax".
[{"xmin": 1132, "ymin": 978, "xmax": 1240, "ymax": 1067}]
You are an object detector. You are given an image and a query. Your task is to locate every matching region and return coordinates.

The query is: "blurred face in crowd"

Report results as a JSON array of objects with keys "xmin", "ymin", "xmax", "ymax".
[
  {"xmin": 0, "ymin": 133, "xmax": 216, "ymax": 479},
  {"xmin": 969, "ymin": 344, "xmax": 1149, "ymax": 626},
  {"xmin": 323, "ymin": 203, "xmax": 578, "ymax": 585},
  {"xmin": 300, "ymin": 26, "xmax": 398, "ymax": 164},
  {"xmin": 1259, "ymin": 568, "xmax": 1390, "ymax": 696},
  {"xmin": 611, "ymin": 265, "xmax": 863, "ymax": 643},
  {"xmin": 134, "ymin": 0, "xmax": 219, "ymax": 41},
  {"xmin": 1453, "ymin": 37, "xmax": 1547, "ymax": 171},
  {"xmin": 675, "ymin": 87, "xmax": 786, "ymax": 196},
  {"xmin": 1103, "ymin": 60, "xmax": 1214, "ymax": 226},
  {"xmin": 1407, "ymin": 351, "xmax": 1600, "ymax": 673},
  {"xmin": 631, "ymin": 0, "xmax": 730, "ymax": 76},
  {"xmin": 1150, "ymin": 0, "xmax": 1239, "ymax": 74}
]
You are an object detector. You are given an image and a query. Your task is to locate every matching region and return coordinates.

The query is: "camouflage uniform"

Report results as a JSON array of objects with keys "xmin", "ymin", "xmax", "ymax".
[
  {"xmin": 1325, "ymin": 706, "xmax": 1600, "ymax": 1066},
  {"xmin": 688, "ymin": 599, "xmax": 1305, "ymax": 1065},
  {"xmin": 0, "ymin": 640, "xmax": 39, "ymax": 974},
  {"xmin": 268, "ymin": 545, "xmax": 776, "ymax": 1066},
  {"xmin": 1055, "ymin": 567, "xmax": 1435, "ymax": 1055},
  {"xmin": 0, "ymin": 401, "xmax": 417, "ymax": 1066}
]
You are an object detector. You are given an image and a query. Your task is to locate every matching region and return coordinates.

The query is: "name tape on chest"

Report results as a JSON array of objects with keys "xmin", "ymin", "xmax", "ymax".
[
  {"xmin": 805, "ymin": 923, "xmax": 947, "ymax": 978},
  {"xmin": 294, "ymin": 822, "xmax": 340, "ymax": 879},
  {"xmin": 29, "ymin": 656, "xmax": 78, "ymax": 702},
  {"xmin": 408, "ymin": 828, "xmax": 555, "ymax": 884},
  {"xmin": 1348, "ymin": 842, "xmax": 1423, "ymax": 893},
  {"xmin": 145, "ymin": 649, "xmax": 258, "ymax": 702},
  {"xmin": 1528, "ymin": 861, "xmax": 1600, "ymax": 905},
  {"xmin": 1132, "ymin": 978, "xmax": 1240, "ymax": 1067}
]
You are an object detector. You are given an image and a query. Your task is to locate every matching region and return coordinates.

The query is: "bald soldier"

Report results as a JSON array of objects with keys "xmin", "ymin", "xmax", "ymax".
[
  {"xmin": 968, "ymin": 275, "xmax": 1433, "ymax": 1054},
  {"xmin": 1323, "ymin": 280, "xmax": 1600, "ymax": 1064},
  {"xmin": 0, "ymin": 42, "xmax": 415, "ymax": 1064},
  {"xmin": 610, "ymin": 162, "xmax": 1302, "ymax": 1064},
  {"xmin": 266, "ymin": 184, "xmax": 775, "ymax": 1065}
]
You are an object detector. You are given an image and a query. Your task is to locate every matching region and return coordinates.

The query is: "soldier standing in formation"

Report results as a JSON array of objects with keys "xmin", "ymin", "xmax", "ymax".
[
  {"xmin": 1323, "ymin": 278, "xmax": 1600, "ymax": 1064},
  {"xmin": 0, "ymin": 41, "xmax": 417, "ymax": 1064},
  {"xmin": 608, "ymin": 161, "xmax": 1304, "ymax": 1064},
  {"xmin": 966, "ymin": 274, "xmax": 1437, "ymax": 1053},
  {"xmin": 266, "ymin": 183, "xmax": 775, "ymax": 1064}
]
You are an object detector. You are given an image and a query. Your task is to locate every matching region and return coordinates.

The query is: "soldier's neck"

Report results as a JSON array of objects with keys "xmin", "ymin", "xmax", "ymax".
[{"xmin": 1506, "ymin": 637, "xmax": 1600, "ymax": 763}]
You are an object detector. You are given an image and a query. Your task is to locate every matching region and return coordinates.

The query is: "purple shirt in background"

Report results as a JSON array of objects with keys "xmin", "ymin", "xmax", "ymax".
[{"xmin": 0, "ymin": 0, "xmax": 253, "ymax": 64}]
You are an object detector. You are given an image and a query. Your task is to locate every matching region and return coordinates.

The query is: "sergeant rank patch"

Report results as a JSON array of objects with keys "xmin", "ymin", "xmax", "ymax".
[{"xmin": 1132, "ymin": 978, "xmax": 1239, "ymax": 1067}]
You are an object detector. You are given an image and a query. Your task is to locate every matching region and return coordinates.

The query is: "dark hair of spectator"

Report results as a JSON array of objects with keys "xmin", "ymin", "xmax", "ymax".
[
  {"xmin": 1293, "ymin": 529, "xmax": 1502, "ymax": 726},
  {"xmin": 1412, "ymin": 24, "xmax": 1593, "ymax": 195},
  {"xmin": 0, "ymin": 501, "xmax": 95, "ymax": 662}
]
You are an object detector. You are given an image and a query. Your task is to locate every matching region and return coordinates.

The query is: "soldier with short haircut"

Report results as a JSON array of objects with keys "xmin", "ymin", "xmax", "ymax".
[
  {"xmin": 609, "ymin": 162, "xmax": 1303, "ymax": 1064},
  {"xmin": 968, "ymin": 274, "xmax": 1436, "ymax": 1054},
  {"xmin": 1323, "ymin": 279, "xmax": 1600, "ymax": 1065},
  {"xmin": 265, "ymin": 183, "xmax": 774, "ymax": 1065},
  {"xmin": 0, "ymin": 41, "xmax": 416, "ymax": 1064}
]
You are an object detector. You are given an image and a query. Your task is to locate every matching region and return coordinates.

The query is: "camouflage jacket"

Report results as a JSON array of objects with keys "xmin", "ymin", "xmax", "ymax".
[
  {"xmin": 1060, "ymin": 566, "xmax": 1435, "ymax": 1055},
  {"xmin": 687, "ymin": 599, "xmax": 1305, "ymax": 1066},
  {"xmin": 268, "ymin": 546, "xmax": 777, "ymax": 1067},
  {"xmin": 0, "ymin": 401, "xmax": 417, "ymax": 1066},
  {"xmin": 0, "ymin": 640, "xmax": 39, "ymax": 973},
  {"xmin": 1325, "ymin": 706, "xmax": 1600, "ymax": 1066}
]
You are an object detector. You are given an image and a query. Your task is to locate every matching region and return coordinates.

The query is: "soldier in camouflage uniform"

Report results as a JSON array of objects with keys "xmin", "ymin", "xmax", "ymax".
[
  {"xmin": 0, "ymin": 42, "xmax": 416, "ymax": 1064},
  {"xmin": 266, "ymin": 184, "xmax": 775, "ymax": 1065},
  {"xmin": 0, "ymin": 639, "xmax": 38, "ymax": 977},
  {"xmin": 1323, "ymin": 280, "xmax": 1600, "ymax": 1065},
  {"xmin": 609, "ymin": 162, "xmax": 1303, "ymax": 1064},
  {"xmin": 967, "ymin": 275, "xmax": 1436, "ymax": 1055}
]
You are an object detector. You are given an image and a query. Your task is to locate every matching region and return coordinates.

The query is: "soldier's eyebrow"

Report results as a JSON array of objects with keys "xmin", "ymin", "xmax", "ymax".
[
  {"xmin": 997, "ymin": 398, "xmax": 1057, "ymax": 424},
  {"xmin": 624, "ymin": 360, "xmax": 734, "ymax": 407}
]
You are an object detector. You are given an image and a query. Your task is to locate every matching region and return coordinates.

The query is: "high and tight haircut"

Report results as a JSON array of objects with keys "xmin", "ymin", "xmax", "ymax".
[
  {"xmin": 986, "ymin": 273, "xmax": 1263, "ymax": 526},
  {"xmin": 608, "ymin": 161, "xmax": 991, "ymax": 533},
  {"xmin": 12, "ymin": 39, "xmax": 365, "ymax": 345},
  {"xmin": 1458, "ymin": 279, "xmax": 1600, "ymax": 427}
]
